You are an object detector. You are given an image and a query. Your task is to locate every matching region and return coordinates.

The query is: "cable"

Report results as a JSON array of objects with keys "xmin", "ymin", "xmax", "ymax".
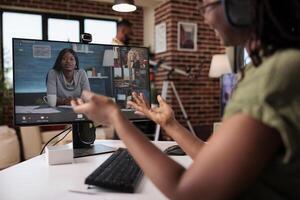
[
  {"xmin": 52, "ymin": 129, "xmax": 71, "ymax": 146},
  {"xmin": 39, "ymin": 126, "xmax": 72, "ymax": 155}
]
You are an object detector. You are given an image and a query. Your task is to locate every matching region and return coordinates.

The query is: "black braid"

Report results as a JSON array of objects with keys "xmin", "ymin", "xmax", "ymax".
[{"xmin": 249, "ymin": 0, "xmax": 300, "ymax": 66}]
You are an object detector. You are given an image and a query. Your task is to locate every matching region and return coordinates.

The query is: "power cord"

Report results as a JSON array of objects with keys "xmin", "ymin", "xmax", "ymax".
[
  {"xmin": 52, "ymin": 129, "xmax": 71, "ymax": 146},
  {"xmin": 40, "ymin": 126, "xmax": 72, "ymax": 155}
]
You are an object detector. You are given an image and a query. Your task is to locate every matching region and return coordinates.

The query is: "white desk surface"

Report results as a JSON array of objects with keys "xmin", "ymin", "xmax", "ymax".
[{"xmin": 0, "ymin": 140, "xmax": 192, "ymax": 200}]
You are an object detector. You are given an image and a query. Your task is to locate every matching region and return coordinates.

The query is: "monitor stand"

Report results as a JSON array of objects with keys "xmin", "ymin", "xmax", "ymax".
[{"xmin": 72, "ymin": 122, "xmax": 115, "ymax": 158}]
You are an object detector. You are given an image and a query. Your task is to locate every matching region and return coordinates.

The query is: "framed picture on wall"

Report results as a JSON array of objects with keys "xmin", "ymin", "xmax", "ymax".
[{"xmin": 178, "ymin": 22, "xmax": 197, "ymax": 51}]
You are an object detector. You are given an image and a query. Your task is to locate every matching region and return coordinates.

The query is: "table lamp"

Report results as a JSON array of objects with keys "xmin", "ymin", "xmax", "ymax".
[
  {"xmin": 209, "ymin": 54, "xmax": 235, "ymax": 116},
  {"xmin": 209, "ymin": 54, "xmax": 232, "ymax": 78}
]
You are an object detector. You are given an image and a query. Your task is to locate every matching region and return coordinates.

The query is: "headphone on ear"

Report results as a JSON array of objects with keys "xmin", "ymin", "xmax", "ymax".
[{"xmin": 223, "ymin": 0, "xmax": 254, "ymax": 27}]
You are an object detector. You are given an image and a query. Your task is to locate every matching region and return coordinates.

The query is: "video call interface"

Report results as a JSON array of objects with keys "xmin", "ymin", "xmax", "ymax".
[{"xmin": 13, "ymin": 39, "xmax": 150, "ymax": 125}]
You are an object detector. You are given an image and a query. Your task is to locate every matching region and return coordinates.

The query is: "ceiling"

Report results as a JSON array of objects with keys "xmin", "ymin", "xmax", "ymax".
[{"xmin": 89, "ymin": 0, "xmax": 166, "ymax": 8}]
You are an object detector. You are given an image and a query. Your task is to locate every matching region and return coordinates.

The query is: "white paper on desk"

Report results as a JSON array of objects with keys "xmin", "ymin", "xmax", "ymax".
[
  {"xmin": 68, "ymin": 185, "xmax": 153, "ymax": 200},
  {"xmin": 63, "ymin": 193, "xmax": 153, "ymax": 200}
]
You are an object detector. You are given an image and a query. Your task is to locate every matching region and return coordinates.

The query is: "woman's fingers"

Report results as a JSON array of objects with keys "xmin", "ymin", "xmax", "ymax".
[
  {"xmin": 134, "ymin": 111, "xmax": 146, "ymax": 116},
  {"xmin": 139, "ymin": 92, "xmax": 146, "ymax": 101},
  {"xmin": 70, "ymin": 98, "xmax": 83, "ymax": 106},
  {"xmin": 77, "ymin": 98, "xmax": 84, "ymax": 105},
  {"xmin": 132, "ymin": 92, "xmax": 143, "ymax": 105},
  {"xmin": 157, "ymin": 95, "xmax": 167, "ymax": 106},
  {"xmin": 128, "ymin": 100, "xmax": 146, "ymax": 113},
  {"xmin": 81, "ymin": 90, "xmax": 95, "ymax": 103},
  {"xmin": 139, "ymin": 92, "xmax": 150, "ymax": 108},
  {"xmin": 71, "ymin": 100, "xmax": 91, "ymax": 114},
  {"xmin": 71, "ymin": 91, "xmax": 120, "ymax": 126},
  {"xmin": 131, "ymin": 91, "xmax": 151, "ymax": 109},
  {"xmin": 127, "ymin": 100, "xmax": 138, "ymax": 109},
  {"xmin": 71, "ymin": 90, "xmax": 97, "ymax": 114}
]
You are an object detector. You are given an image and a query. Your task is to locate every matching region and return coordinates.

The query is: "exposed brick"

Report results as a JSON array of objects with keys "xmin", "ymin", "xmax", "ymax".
[{"xmin": 154, "ymin": 0, "xmax": 224, "ymax": 132}]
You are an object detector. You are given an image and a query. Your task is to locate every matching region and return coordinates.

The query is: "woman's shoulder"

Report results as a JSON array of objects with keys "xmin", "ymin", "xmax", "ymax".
[
  {"xmin": 275, "ymin": 48, "xmax": 300, "ymax": 58},
  {"xmin": 264, "ymin": 49, "xmax": 300, "ymax": 69},
  {"xmin": 77, "ymin": 69, "xmax": 87, "ymax": 74},
  {"xmin": 231, "ymin": 48, "xmax": 300, "ymax": 102},
  {"xmin": 269, "ymin": 49, "xmax": 300, "ymax": 79},
  {"xmin": 253, "ymin": 49, "xmax": 300, "ymax": 83},
  {"xmin": 76, "ymin": 69, "xmax": 87, "ymax": 77},
  {"xmin": 76, "ymin": 69, "xmax": 88, "ymax": 80},
  {"xmin": 48, "ymin": 69, "xmax": 59, "ymax": 76}
]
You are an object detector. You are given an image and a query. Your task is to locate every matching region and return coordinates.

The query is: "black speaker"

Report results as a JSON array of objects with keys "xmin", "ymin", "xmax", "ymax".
[
  {"xmin": 224, "ymin": 0, "xmax": 254, "ymax": 27},
  {"xmin": 72, "ymin": 122, "xmax": 96, "ymax": 148}
]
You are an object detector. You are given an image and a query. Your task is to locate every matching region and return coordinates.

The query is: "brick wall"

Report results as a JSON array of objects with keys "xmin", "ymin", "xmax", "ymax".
[
  {"xmin": 154, "ymin": 0, "xmax": 224, "ymax": 138},
  {"xmin": 0, "ymin": 0, "xmax": 144, "ymax": 126}
]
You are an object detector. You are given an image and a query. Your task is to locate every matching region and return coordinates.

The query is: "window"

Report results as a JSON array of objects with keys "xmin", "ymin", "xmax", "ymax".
[
  {"xmin": 48, "ymin": 18, "xmax": 80, "ymax": 42},
  {"xmin": 84, "ymin": 19, "xmax": 116, "ymax": 44},
  {"xmin": 2, "ymin": 12, "xmax": 42, "ymax": 87},
  {"xmin": 1, "ymin": 11, "xmax": 117, "ymax": 88}
]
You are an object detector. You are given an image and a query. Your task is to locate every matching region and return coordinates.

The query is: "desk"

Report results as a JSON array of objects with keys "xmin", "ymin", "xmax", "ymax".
[{"xmin": 0, "ymin": 140, "xmax": 192, "ymax": 200}]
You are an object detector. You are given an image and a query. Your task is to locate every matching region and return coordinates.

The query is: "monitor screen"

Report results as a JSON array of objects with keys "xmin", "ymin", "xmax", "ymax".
[{"xmin": 13, "ymin": 38, "xmax": 150, "ymax": 125}]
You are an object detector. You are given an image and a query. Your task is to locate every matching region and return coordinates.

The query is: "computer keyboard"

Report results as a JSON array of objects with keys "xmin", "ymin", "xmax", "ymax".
[{"xmin": 85, "ymin": 148, "xmax": 143, "ymax": 193}]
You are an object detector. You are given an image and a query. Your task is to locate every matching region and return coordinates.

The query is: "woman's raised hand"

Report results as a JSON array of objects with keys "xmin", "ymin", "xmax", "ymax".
[
  {"xmin": 71, "ymin": 90, "xmax": 120, "ymax": 125},
  {"xmin": 127, "ymin": 92, "xmax": 150, "ymax": 117},
  {"xmin": 127, "ymin": 92, "xmax": 175, "ymax": 127}
]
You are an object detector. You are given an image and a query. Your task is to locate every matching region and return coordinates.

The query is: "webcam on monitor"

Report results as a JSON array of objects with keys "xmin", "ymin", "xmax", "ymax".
[{"xmin": 81, "ymin": 33, "xmax": 92, "ymax": 44}]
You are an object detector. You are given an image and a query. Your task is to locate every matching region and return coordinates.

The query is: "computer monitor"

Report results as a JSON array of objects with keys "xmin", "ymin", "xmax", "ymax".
[{"xmin": 13, "ymin": 38, "xmax": 150, "ymax": 157}]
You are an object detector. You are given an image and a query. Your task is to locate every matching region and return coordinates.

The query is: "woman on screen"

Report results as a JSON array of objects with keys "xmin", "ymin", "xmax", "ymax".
[
  {"xmin": 127, "ymin": 48, "xmax": 140, "ymax": 69},
  {"xmin": 46, "ymin": 48, "xmax": 90, "ymax": 106},
  {"xmin": 71, "ymin": 0, "xmax": 300, "ymax": 199}
]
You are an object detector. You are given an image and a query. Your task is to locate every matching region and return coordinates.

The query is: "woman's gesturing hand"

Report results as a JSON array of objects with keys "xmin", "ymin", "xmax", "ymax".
[
  {"xmin": 71, "ymin": 90, "xmax": 120, "ymax": 125},
  {"xmin": 127, "ymin": 92, "xmax": 175, "ymax": 127}
]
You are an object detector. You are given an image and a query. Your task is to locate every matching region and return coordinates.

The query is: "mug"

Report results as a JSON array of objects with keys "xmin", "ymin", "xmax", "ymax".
[
  {"xmin": 43, "ymin": 94, "xmax": 57, "ymax": 107},
  {"xmin": 87, "ymin": 70, "xmax": 93, "ymax": 77}
]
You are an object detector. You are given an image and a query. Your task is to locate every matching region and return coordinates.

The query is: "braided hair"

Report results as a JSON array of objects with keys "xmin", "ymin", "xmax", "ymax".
[{"xmin": 249, "ymin": 0, "xmax": 300, "ymax": 66}]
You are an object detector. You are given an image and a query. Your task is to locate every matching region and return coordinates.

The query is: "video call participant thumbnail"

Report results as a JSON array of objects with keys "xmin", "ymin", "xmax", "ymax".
[{"xmin": 46, "ymin": 48, "xmax": 90, "ymax": 106}]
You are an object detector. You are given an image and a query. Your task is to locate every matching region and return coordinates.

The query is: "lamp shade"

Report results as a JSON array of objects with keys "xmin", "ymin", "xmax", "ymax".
[
  {"xmin": 112, "ymin": 0, "xmax": 137, "ymax": 12},
  {"xmin": 102, "ymin": 49, "xmax": 114, "ymax": 66},
  {"xmin": 209, "ymin": 54, "xmax": 232, "ymax": 78}
]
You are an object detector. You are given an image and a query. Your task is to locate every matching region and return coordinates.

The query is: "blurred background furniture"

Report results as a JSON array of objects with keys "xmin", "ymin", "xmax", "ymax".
[{"xmin": 0, "ymin": 126, "xmax": 20, "ymax": 169}]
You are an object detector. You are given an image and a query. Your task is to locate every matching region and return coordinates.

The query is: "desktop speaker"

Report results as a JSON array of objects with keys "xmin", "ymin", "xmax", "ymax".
[{"xmin": 72, "ymin": 122, "xmax": 96, "ymax": 148}]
